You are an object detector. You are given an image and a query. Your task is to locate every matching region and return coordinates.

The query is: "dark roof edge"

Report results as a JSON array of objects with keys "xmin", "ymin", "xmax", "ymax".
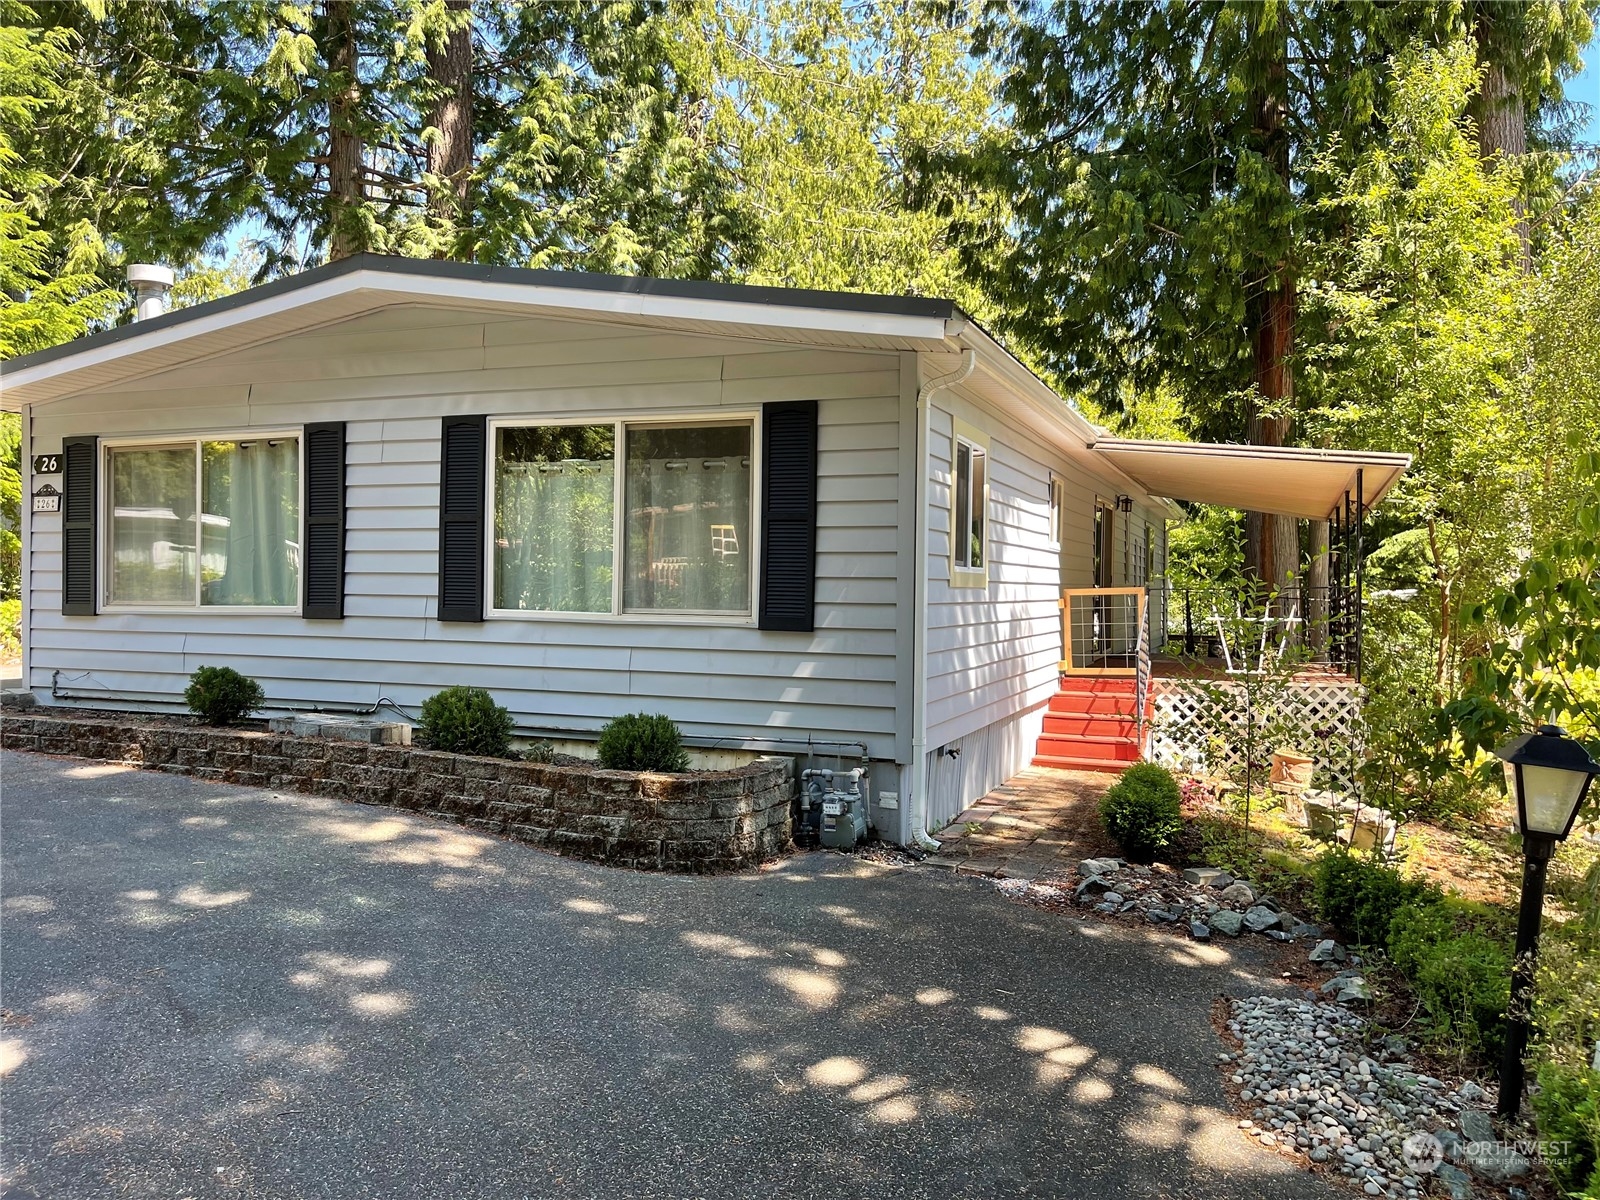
[{"xmin": 2, "ymin": 254, "xmax": 960, "ymax": 377}]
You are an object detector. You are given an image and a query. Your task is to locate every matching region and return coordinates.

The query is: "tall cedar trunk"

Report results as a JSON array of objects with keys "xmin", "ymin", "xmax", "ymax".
[
  {"xmin": 324, "ymin": 0, "xmax": 365, "ymax": 260},
  {"xmin": 1476, "ymin": 14, "xmax": 1530, "ymax": 272},
  {"xmin": 425, "ymin": 0, "xmax": 473, "ymax": 256},
  {"xmin": 1245, "ymin": 31, "xmax": 1300, "ymax": 608}
]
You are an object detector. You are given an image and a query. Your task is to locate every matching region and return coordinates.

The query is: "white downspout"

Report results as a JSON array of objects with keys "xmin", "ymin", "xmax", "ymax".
[{"xmin": 909, "ymin": 346, "xmax": 976, "ymax": 851}]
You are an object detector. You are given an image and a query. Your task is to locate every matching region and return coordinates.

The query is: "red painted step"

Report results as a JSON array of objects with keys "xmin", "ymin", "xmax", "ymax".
[
  {"xmin": 1049, "ymin": 691, "xmax": 1139, "ymax": 716},
  {"xmin": 1029, "ymin": 752, "xmax": 1133, "ymax": 773},
  {"xmin": 1034, "ymin": 732, "xmax": 1141, "ymax": 762},
  {"xmin": 1033, "ymin": 672, "xmax": 1148, "ymax": 774},
  {"xmin": 1042, "ymin": 713, "xmax": 1138, "ymax": 739}
]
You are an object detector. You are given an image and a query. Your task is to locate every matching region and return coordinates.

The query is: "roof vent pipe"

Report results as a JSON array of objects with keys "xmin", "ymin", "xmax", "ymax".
[{"xmin": 126, "ymin": 264, "xmax": 174, "ymax": 321}]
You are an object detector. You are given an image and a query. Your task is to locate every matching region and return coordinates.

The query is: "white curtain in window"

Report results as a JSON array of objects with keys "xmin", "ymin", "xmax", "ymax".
[
  {"xmin": 202, "ymin": 439, "xmax": 300, "ymax": 606},
  {"xmin": 109, "ymin": 445, "xmax": 197, "ymax": 604},
  {"xmin": 624, "ymin": 425, "xmax": 751, "ymax": 613},
  {"xmin": 495, "ymin": 425, "xmax": 615, "ymax": 613}
]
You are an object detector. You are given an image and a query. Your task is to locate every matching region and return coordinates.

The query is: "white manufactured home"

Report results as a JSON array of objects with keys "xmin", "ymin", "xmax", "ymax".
[{"xmin": 1, "ymin": 257, "xmax": 1408, "ymax": 843}]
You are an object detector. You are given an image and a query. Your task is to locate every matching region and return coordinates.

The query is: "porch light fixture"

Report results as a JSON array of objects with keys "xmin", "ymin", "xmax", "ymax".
[
  {"xmin": 1494, "ymin": 724, "xmax": 1600, "ymax": 1118},
  {"xmin": 1115, "ymin": 494, "xmax": 1133, "ymax": 513}
]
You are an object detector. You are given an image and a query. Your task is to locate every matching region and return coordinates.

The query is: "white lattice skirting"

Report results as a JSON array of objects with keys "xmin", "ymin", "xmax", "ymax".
[{"xmin": 1147, "ymin": 678, "xmax": 1366, "ymax": 791}]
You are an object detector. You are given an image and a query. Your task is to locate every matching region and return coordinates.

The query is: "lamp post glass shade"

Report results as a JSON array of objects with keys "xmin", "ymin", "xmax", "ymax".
[{"xmin": 1496, "ymin": 725, "xmax": 1600, "ymax": 842}]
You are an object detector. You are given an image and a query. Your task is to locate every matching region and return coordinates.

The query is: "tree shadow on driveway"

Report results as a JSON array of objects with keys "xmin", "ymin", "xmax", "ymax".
[{"xmin": 0, "ymin": 749, "xmax": 1338, "ymax": 1200}]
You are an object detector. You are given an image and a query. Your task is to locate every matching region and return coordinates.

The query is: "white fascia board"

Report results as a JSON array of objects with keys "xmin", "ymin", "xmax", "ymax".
[{"xmin": 2, "ymin": 268, "xmax": 952, "ymax": 405}]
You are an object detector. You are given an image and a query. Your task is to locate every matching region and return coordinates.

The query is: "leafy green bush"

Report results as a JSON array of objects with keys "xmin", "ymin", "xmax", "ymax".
[
  {"xmin": 1387, "ymin": 901, "xmax": 1510, "ymax": 1063},
  {"xmin": 1099, "ymin": 762, "xmax": 1183, "ymax": 857},
  {"xmin": 184, "ymin": 665, "xmax": 266, "ymax": 725},
  {"xmin": 597, "ymin": 712, "xmax": 690, "ymax": 773},
  {"xmin": 0, "ymin": 597, "xmax": 19, "ymax": 657},
  {"xmin": 1312, "ymin": 850, "xmax": 1432, "ymax": 946},
  {"xmin": 419, "ymin": 686, "xmax": 513, "ymax": 757},
  {"xmin": 1532, "ymin": 1059, "xmax": 1600, "ymax": 1197}
]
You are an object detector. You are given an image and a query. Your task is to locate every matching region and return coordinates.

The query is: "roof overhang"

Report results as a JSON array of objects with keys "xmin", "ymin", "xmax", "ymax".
[
  {"xmin": 0, "ymin": 255, "xmax": 960, "ymax": 408},
  {"xmin": 1089, "ymin": 438, "xmax": 1410, "ymax": 520}
]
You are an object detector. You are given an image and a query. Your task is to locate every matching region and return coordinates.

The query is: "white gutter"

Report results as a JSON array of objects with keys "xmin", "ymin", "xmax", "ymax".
[{"xmin": 908, "ymin": 348, "xmax": 976, "ymax": 851}]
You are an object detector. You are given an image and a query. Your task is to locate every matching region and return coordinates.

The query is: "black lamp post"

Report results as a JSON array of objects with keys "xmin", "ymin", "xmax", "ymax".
[{"xmin": 1494, "ymin": 724, "xmax": 1600, "ymax": 1119}]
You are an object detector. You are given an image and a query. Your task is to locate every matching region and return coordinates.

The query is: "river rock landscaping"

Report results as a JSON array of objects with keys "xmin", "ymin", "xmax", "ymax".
[{"xmin": 1223, "ymin": 995, "xmax": 1532, "ymax": 1200}]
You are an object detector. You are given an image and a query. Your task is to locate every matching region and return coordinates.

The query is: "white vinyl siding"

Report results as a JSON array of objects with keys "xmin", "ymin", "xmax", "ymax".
[
  {"xmin": 24, "ymin": 306, "xmax": 906, "ymax": 758},
  {"xmin": 921, "ymin": 388, "xmax": 1163, "ymax": 828}
]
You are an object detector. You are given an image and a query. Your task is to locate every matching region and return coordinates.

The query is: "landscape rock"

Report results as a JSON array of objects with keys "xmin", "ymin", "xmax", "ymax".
[
  {"xmin": 1455, "ymin": 1081, "xmax": 1488, "ymax": 1105},
  {"xmin": 1217, "ymin": 881, "xmax": 1256, "ymax": 905},
  {"xmin": 1464, "ymin": 1141, "xmax": 1530, "ymax": 1184},
  {"xmin": 1209, "ymin": 872, "xmax": 1236, "ymax": 890},
  {"xmin": 1189, "ymin": 921, "xmax": 1211, "ymax": 940},
  {"xmin": 1309, "ymin": 939, "xmax": 1347, "ymax": 964},
  {"xmin": 1079, "ymin": 857, "xmax": 1122, "ymax": 878},
  {"xmin": 1242, "ymin": 905, "xmax": 1282, "ymax": 933},
  {"xmin": 1459, "ymin": 1110, "xmax": 1494, "ymax": 1145},
  {"xmin": 1436, "ymin": 1164, "xmax": 1474, "ymax": 1200},
  {"xmin": 1075, "ymin": 876, "xmax": 1113, "ymax": 900},
  {"xmin": 1183, "ymin": 866, "xmax": 1227, "ymax": 886},
  {"xmin": 1210, "ymin": 910, "xmax": 1245, "ymax": 937},
  {"xmin": 1290, "ymin": 922, "xmax": 1322, "ymax": 940}
]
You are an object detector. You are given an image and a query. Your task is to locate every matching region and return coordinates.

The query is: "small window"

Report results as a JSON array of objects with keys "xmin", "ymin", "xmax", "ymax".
[
  {"xmin": 1048, "ymin": 475, "xmax": 1065, "ymax": 547},
  {"xmin": 950, "ymin": 420, "xmax": 989, "ymax": 587},
  {"xmin": 490, "ymin": 418, "xmax": 753, "ymax": 618},
  {"xmin": 106, "ymin": 436, "xmax": 300, "ymax": 609}
]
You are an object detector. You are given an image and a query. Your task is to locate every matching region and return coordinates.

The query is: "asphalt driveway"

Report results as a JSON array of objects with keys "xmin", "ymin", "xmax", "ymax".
[{"xmin": 0, "ymin": 750, "xmax": 1336, "ymax": 1200}]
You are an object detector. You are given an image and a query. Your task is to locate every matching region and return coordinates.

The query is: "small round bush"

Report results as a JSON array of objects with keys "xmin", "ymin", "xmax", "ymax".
[
  {"xmin": 597, "ymin": 712, "xmax": 690, "ymax": 773},
  {"xmin": 419, "ymin": 686, "xmax": 514, "ymax": 757},
  {"xmin": 184, "ymin": 665, "xmax": 266, "ymax": 726},
  {"xmin": 1312, "ymin": 850, "xmax": 1433, "ymax": 947},
  {"xmin": 1098, "ymin": 762, "xmax": 1183, "ymax": 857}
]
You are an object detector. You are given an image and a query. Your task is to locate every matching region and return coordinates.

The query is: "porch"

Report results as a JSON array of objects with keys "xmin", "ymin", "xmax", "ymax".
[{"xmin": 1032, "ymin": 438, "xmax": 1406, "ymax": 775}]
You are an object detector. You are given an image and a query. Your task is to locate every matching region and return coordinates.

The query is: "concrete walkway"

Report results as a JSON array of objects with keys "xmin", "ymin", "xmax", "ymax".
[
  {"xmin": 930, "ymin": 766, "xmax": 1121, "ymax": 879},
  {"xmin": 0, "ymin": 750, "xmax": 1334, "ymax": 1200}
]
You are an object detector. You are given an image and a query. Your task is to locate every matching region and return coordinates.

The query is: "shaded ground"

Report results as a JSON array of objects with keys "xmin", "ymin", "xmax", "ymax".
[{"xmin": 0, "ymin": 749, "xmax": 1336, "ymax": 1200}]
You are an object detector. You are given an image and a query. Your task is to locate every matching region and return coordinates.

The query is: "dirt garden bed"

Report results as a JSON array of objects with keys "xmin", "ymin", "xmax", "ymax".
[{"xmin": 0, "ymin": 709, "xmax": 793, "ymax": 873}]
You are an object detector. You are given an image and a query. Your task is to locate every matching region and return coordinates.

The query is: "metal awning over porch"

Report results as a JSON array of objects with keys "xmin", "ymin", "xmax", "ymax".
[{"xmin": 1089, "ymin": 438, "xmax": 1411, "ymax": 520}]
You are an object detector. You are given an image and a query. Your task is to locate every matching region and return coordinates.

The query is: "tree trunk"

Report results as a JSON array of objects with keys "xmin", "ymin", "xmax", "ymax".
[
  {"xmin": 1476, "ymin": 14, "xmax": 1530, "ymax": 272},
  {"xmin": 1306, "ymin": 518, "xmax": 1330, "ymax": 661},
  {"xmin": 425, "ymin": 0, "xmax": 473, "ymax": 256},
  {"xmin": 324, "ymin": 0, "xmax": 366, "ymax": 260},
  {"xmin": 1244, "ymin": 22, "xmax": 1299, "ymax": 606}
]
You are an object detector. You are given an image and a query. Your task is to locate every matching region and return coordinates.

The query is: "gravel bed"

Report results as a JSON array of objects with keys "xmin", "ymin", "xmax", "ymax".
[{"xmin": 1225, "ymin": 995, "xmax": 1469, "ymax": 1199}]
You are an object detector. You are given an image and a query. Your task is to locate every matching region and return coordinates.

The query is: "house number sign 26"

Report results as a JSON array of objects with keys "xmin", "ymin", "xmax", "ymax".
[
  {"xmin": 32, "ymin": 484, "xmax": 61, "ymax": 513},
  {"xmin": 32, "ymin": 453, "xmax": 61, "ymax": 475}
]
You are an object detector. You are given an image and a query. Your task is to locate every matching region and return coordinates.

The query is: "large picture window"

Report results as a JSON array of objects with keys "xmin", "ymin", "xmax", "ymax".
[
  {"xmin": 106, "ymin": 436, "xmax": 300, "ymax": 609},
  {"xmin": 490, "ymin": 418, "xmax": 754, "ymax": 618},
  {"xmin": 494, "ymin": 425, "xmax": 615, "ymax": 613}
]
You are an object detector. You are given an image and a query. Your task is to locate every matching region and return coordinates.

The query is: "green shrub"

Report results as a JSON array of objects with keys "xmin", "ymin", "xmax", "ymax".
[
  {"xmin": 184, "ymin": 665, "xmax": 266, "ymax": 725},
  {"xmin": 597, "ymin": 712, "xmax": 690, "ymax": 773},
  {"xmin": 1532, "ymin": 1059, "xmax": 1600, "ymax": 1197},
  {"xmin": 1312, "ymin": 850, "xmax": 1432, "ymax": 946},
  {"xmin": 1099, "ymin": 762, "xmax": 1183, "ymax": 857},
  {"xmin": 419, "ymin": 686, "xmax": 513, "ymax": 757},
  {"xmin": 0, "ymin": 597, "xmax": 19, "ymax": 657},
  {"xmin": 1387, "ymin": 901, "xmax": 1510, "ymax": 1063}
]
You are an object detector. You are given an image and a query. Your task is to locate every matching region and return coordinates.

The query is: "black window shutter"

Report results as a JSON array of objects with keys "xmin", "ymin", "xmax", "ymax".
[
  {"xmin": 61, "ymin": 435, "xmax": 97, "ymax": 615},
  {"xmin": 759, "ymin": 400, "xmax": 818, "ymax": 632},
  {"xmin": 301, "ymin": 422, "xmax": 346, "ymax": 619},
  {"xmin": 438, "ymin": 415, "xmax": 487, "ymax": 622}
]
